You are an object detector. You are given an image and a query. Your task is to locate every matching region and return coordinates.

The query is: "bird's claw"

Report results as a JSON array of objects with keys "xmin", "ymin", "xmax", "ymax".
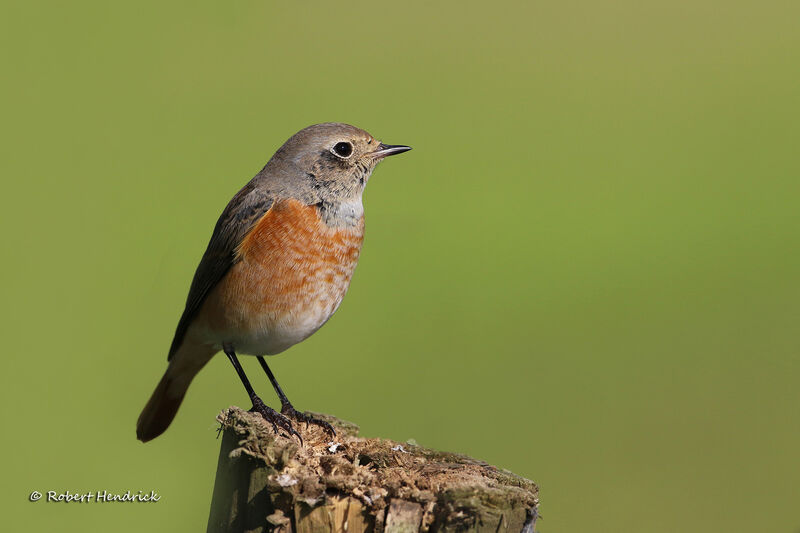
[
  {"xmin": 282, "ymin": 405, "xmax": 336, "ymax": 437},
  {"xmin": 250, "ymin": 396, "xmax": 303, "ymax": 445}
]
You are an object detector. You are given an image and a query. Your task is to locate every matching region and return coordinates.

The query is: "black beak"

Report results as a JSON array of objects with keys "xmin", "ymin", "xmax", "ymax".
[{"xmin": 371, "ymin": 143, "xmax": 412, "ymax": 159}]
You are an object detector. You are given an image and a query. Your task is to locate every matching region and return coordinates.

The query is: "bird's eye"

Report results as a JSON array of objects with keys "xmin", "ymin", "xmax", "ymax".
[{"xmin": 332, "ymin": 141, "xmax": 354, "ymax": 159}]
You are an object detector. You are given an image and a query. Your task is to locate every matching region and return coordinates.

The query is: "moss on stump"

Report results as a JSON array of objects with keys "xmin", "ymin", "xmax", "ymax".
[{"xmin": 207, "ymin": 407, "xmax": 539, "ymax": 533}]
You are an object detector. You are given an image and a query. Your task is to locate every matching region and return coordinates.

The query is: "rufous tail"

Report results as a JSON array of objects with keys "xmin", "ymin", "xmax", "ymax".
[{"xmin": 136, "ymin": 342, "xmax": 216, "ymax": 442}]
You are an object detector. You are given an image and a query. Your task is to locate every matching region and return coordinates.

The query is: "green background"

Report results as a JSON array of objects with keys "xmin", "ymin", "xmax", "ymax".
[{"xmin": 2, "ymin": 1, "xmax": 798, "ymax": 531}]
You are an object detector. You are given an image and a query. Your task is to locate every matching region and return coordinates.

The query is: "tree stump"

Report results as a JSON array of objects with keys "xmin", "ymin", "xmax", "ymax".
[{"xmin": 207, "ymin": 407, "xmax": 539, "ymax": 533}]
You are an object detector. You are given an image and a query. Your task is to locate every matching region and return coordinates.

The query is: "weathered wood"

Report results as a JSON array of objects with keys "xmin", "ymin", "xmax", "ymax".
[
  {"xmin": 384, "ymin": 499, "xmax": 423, "ymax": 533},
  {"xmin": 207, "ymin": 407, "xmax": 539, "ymax": 533}
]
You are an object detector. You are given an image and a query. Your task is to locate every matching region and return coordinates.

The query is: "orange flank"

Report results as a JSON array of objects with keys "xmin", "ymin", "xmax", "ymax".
[{"xmin": 193, "ymin": 199, "xmax": 365, "ymax": 354}]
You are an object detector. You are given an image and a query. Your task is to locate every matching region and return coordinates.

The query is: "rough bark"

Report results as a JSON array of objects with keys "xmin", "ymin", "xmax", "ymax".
[{"xmin": 208, "ymin": 407, "xmax": 539, "ymax": 533}]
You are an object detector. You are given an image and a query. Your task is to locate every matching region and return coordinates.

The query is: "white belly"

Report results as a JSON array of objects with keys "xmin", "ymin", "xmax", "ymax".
[{"xmin": 229, "ymin": 295, "xmax": 345, "ymax": 356}]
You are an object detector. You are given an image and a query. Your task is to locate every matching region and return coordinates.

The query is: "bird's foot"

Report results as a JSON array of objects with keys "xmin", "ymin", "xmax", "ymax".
[
  {"xmin": 281, "ymin": 404, "xmax": 336, "ymax": 437},
  {"xmin": 249, "ymin": 396, "xmax": 302, "ymax": 444}
]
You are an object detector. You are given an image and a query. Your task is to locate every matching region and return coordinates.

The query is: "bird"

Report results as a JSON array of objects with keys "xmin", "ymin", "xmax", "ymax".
[{"xmin": 136, "ymin": 123, "xmax": 411, "ymax": 442}]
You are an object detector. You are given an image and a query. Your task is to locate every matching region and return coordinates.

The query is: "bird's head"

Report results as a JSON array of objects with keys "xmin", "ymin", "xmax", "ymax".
[{"xmin": 266, "ymin": 122, "xmax": 411, "ymax": 204}]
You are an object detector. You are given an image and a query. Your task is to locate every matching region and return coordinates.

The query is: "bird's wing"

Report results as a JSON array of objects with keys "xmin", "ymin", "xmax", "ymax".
[{"xmin": 168, "ymin": 181, "xmax": 275, "ymax": 360}]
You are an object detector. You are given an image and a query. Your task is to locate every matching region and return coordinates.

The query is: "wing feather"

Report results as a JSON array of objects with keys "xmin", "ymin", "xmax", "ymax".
[{"xmin": 167, "ymin": 182, "xmax": 275, "ymax": 360}]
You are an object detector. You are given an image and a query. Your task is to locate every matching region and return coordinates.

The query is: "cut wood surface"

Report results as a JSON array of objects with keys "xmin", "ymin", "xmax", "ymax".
[{"xmin": 207, "ymin": 407, "xmax": 539, "ymax": 533}]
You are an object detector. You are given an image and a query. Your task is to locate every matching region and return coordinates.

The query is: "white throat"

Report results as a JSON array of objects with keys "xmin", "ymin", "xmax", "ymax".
[{"xmin": 319, "ymin": 195, "xmax": 364, "ymax": 227}]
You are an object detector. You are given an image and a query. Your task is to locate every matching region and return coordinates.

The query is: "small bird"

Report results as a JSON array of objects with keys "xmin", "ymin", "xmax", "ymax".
[{"xmin": 137, "ymin": 123, "xmax": 411, "ymax": 442}]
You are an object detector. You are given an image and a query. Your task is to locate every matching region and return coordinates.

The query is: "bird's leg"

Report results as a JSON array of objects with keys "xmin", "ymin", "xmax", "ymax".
[
  {"xmin": 223, "ymin": 345, "xmax": 301, "ymax": 442},
  {"xmin": 257, "ymin": 356, "xmax": 336, "ymax": 437}
]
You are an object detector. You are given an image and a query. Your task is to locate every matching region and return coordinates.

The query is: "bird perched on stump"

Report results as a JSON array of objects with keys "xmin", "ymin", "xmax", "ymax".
[{"xmin": 137, "ymin": 123, "xmax": 411, "ymax": 442}]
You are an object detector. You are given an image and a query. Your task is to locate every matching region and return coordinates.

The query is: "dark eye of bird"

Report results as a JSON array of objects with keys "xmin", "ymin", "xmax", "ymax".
[{"xmin": 332, "ymin": 141, "xmax": 353, "ymax": 158}]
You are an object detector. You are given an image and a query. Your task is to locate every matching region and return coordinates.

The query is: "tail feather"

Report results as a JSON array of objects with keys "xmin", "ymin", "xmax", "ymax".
[{"xmin": 137, "ymin": 342, "xmax": 216, "ymax": 442}]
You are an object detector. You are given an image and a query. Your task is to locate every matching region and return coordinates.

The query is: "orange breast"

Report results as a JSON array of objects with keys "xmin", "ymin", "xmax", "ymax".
[{"xmin": 195, "ymin": 198, "xmax": 364, "ymax": 354}]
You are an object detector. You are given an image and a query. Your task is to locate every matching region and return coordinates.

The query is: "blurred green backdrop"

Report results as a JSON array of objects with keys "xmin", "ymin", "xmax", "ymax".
[{"xmin": 2, "ymin": 1, "xmax": 799, "ymax": 531}]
